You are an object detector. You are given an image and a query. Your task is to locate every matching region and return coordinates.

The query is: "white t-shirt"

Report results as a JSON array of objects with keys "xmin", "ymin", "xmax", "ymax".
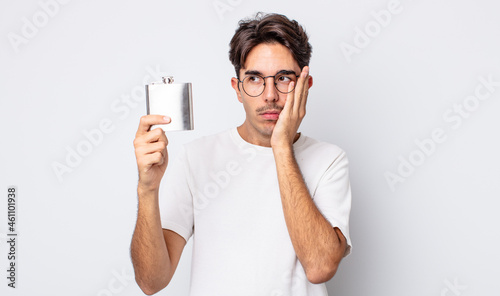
[{"xmin": 160, "ymin": 128, "xmax": 352, "ymax": 296}]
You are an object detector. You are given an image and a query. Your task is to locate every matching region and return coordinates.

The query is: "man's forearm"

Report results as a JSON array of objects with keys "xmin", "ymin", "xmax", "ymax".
[
  {"xmin": 130, "ymin": 187, "xmax": 171, "ymax": 295},
  {"xmin": 273, "ymin": 145, "xmax": 346, "ymax": 284}
]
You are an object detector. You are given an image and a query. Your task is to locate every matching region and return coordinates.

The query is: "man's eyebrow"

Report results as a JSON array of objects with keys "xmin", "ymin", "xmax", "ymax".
[
  {"xmin": 243, "ymin": 69, "xmax": 298, "ymax": 76},
  {"xmin": 276, "ymin": 69, "xmax": 298, "ymax": 76},
  {"xmin": 244, "ymin": 70, "xmax": 263, "ymax": 76}
]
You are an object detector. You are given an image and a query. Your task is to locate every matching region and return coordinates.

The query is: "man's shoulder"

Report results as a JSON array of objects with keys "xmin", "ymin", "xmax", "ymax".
[
  {"xmin": 294, "ymin": 136, "xmax": 349, "ymax": 183},
  {"xmin": 299, "ymin": 135, "xmax": 346, "ymax": 160}
]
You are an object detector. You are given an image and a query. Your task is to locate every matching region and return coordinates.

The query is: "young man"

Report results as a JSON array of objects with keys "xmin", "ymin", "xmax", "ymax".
[{"xmin": 131, "ymin": 13, "xmax": 352, "ymax": 296}]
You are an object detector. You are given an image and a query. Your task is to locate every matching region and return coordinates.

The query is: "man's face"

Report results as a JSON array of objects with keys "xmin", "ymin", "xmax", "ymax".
[{"xmin": 231, "ymin": 42, "xmax": 302, "ymax": 144}]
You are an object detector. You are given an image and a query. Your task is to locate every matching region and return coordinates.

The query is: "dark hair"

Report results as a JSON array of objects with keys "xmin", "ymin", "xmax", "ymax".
[{"xmin": 229, "ymin": 12, "xmax": 312, "ymax": 78}]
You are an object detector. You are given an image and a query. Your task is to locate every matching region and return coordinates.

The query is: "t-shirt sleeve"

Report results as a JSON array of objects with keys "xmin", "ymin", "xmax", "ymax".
[
  {"xmin": 159, "ymin": 147, "xmax": 194, "ymax": 242},
  {"xmin": 312, "ymin": 150, "xmax": 352, "ymax": 257}
]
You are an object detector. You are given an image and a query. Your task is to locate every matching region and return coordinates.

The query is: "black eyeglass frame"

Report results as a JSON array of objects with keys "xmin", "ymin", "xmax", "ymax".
[{"xmin": 237, "ymin": 72, "xmax": 300, "ymax": 97}]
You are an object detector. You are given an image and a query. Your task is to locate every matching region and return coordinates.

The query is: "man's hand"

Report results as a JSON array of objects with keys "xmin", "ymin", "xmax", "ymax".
[
  {"xmin": 133, "ymin": 115, "xmax": 171, "ymax": 192},
  {"xmin": 271, "ymin": 66, "xmax": 312, "ymax": 149}
]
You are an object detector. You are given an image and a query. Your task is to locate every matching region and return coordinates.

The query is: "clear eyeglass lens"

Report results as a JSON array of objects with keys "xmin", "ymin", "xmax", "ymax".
[
  {"xmin": 243, "ymin": 76, "xmax": 265, "ymax": 96},
  {"xmin": 275, "ymin": 74, "xmax": 296, "ymax": 93}
]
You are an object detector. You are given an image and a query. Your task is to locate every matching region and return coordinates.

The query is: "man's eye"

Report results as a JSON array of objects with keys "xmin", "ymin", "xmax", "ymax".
[
  {"xmin": 277, "ymin": 75, "xmax": 292, "ymax": 83},
  {"xmin": 248, "ymin": 76, "xmax": 262, "ymax": 83}
]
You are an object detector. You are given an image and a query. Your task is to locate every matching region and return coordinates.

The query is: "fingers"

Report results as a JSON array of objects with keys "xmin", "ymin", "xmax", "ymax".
[
  {"xmin": 284, "ymin": 66, "xmax": 310, "ymax": 118},
  {"xmin": 134, "ymin": 126, "xmax": 168, "ymax": 147},
  {"xmin": 136, "ymin": 141, "xmax": 167, "ymax": 158},
  {"xmin": 136, "ymin": 145, "xmax": 167, "ymax": 169},
  {"xmin": 134, "ymin": 122, "xmax": 169, "ymax": 169},
  {"xmin": 136, "ymin": 115, "xmax": 171, "ymax": 137},
  {"xmin": 284, "ymin": 80, "xmax": 296, "ymax": 112},
  {"xmin": 135, "ymin": 140, "xmax": 168, "ymax": 174},
  {"xmin": 137, "ymin": 151, "xmax": 166, "ymax": 172},
  {"xmin": 143, "ymin": 127, "xmax": 168, "ymax": 144},
  {"xmin": 294, "ymin": 66, "xmax": 310, "ymax": 115}
]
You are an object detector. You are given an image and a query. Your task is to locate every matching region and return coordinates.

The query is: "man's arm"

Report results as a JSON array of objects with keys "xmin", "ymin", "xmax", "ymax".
[
  {"xmin": 271, "ymin": 66, "xmax": 348, "ymax": 284},
  {"xmin": 273, "ymin": 147, "xmax": 347, "ymax": 284},
  {"xmin": 130, "ymin": 115, "xmax": 187, "ymax": 295}
]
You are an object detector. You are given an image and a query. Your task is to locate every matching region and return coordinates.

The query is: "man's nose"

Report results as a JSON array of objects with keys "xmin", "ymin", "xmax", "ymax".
[{"xmin": 262, "ymin": 77, "xmax": 279, "ymax": 102}]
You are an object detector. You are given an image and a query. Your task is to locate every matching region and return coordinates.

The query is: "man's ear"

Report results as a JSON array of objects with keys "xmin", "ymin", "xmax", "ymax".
[
  {"xmin": 231, "ymin": 77, "xmax": 243, "ymax": 103},
  {"xmin": 308, "ymin": 75, "xmax": 313, "ymax": 88}
]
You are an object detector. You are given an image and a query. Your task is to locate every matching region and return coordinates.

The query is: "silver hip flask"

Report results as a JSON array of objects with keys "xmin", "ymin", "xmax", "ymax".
[{"xmin": 146, "ymin": 76, "xmax": 194, "ymax": 131}]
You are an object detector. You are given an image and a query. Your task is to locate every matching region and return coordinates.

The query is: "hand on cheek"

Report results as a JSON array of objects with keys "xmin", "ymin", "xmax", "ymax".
[{"xmin": 271, "ymin": 66, "xmax": 310, "ymax": 149}]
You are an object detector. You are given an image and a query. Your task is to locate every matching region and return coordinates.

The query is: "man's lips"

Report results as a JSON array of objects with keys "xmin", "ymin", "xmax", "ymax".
[{"xmin": 260, "ymin": 110, "xmax": 281, "ymax": 120}]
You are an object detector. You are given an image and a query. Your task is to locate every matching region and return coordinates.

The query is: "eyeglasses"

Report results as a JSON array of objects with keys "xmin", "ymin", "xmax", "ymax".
[{"xmin": 238, "ymin": 71, "xmax": 300, "ymax": 97}]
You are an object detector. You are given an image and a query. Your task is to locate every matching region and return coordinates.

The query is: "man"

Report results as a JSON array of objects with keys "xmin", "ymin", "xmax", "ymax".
[{"xmin": 131, "ymin": 13, "xmax": 352, "ymax": 296}]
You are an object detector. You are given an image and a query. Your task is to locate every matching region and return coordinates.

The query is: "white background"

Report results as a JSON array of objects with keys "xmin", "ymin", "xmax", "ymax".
[{"xmin": 1, "ymin": 0, "xmax": 499, "ymax": 295}]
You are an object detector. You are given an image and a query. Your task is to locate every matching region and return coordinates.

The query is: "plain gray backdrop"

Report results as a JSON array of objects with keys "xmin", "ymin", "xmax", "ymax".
[{"xmin": 1, "ymin": 0, "xmax": 499, "ymax": 295}]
